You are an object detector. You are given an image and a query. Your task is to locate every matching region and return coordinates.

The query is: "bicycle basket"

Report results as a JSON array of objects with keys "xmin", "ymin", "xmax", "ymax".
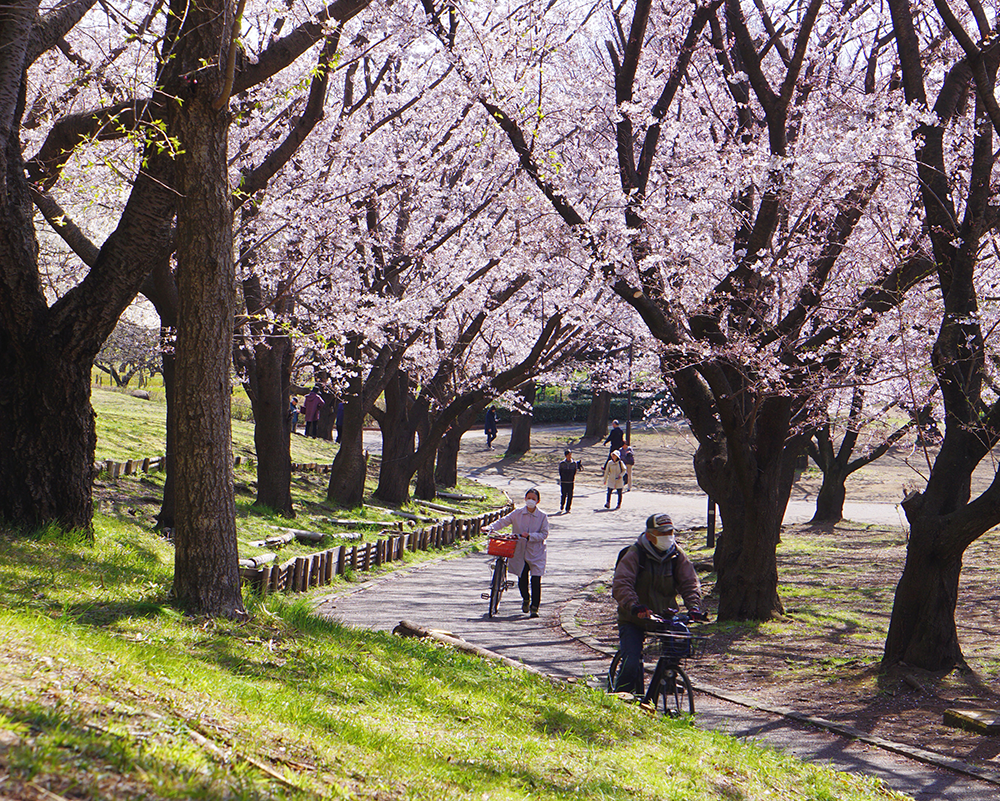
[
  {"xmin": 487, "ymin": 537, "xmax": 517, "ymax": 558},
  {"xmin": 653, "ymin": 619, "xmax": 695, "ymax": 660}
]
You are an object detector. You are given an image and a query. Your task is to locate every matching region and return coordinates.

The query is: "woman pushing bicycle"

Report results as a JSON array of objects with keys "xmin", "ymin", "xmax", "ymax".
[
  {"xmin": 611, "ymin": 513, "xmax": 708, "ymax": 694},
  {"xmin": 488, "ymin": 488, "xmax": 549, "ymax": 618}
]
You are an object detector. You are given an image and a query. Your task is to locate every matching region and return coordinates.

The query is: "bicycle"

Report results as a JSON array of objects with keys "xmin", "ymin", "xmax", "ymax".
[
  {"xmin": 481, "ymin": 535, "xmax": 518, "ymax": 617},
  {"xmin": 607, "ymin": 612, "xmax": 707, "ymax": 717}
]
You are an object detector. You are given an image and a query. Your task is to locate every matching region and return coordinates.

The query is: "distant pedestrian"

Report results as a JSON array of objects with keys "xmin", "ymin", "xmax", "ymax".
[
  {"xmin": 289, "ymin": 397, "xmax": 300, "ymax": 434},
  {"xmin": 558, "ymin": 449, "xmax": 583, "ymax": 514},
  {"xmin": 485, "ymin": 406, "xmax": 498, "ymax": 449},
  {"xmin": 303, "ymin": 387, "xmax": 325, "ymax": 438},
  {"xmin": 603, "ymin": 450, "xmax": 626, "ymax": 509},
  {"xmin": 603, "ymin": 420, "xmax": 625, "ymax": 464},
  {"xmin": 335, "ymin": 401, "xmax": 345, "ymax": 442},
  {"xmin": 620, "ymin": 443, "xmax": 635, "ymax": 490},
  {"xmin": 488, "ymin": 488, "xmax": 549, "ymax": 618}
]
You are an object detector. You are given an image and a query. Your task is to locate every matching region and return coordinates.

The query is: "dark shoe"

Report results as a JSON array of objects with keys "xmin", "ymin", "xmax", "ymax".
[
  {"xmin": 522, "ymin": 600, "xmax": 530, "ymax": 613},
  {"xmin": 615, "ymin": 504, "xmax": 621, "ymax": 509},
  {"xmin": 604, "ymin": 503, "xmax": 610, "ymax": 509},
  {"xmin": 529, "ymin": 607, "xmax": 539, "ymax": 618}
]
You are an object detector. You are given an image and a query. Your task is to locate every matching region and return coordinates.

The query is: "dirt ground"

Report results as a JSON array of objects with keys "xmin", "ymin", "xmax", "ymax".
[{"xmin": 456, "ymin": 422, "xmax": 1000, "ymax": 772}]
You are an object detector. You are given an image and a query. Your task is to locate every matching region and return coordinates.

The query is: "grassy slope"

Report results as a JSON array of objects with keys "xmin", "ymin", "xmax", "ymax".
[
  {"xmin": 0, "ymin": 524, "xmax": 909, "ymax": 800},
  {"xmin": 0, "ymin": 390, "xmax": 910, "ymax": 799}
]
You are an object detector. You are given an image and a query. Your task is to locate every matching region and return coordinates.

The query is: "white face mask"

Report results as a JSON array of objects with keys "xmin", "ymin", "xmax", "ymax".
[
  {"xmin": 650, "ymin": 533, "xmax": 675, "ymax": 552},
  {"xmin": 525, "ymin": 499, "xmax": 537, "ymax": 510}
]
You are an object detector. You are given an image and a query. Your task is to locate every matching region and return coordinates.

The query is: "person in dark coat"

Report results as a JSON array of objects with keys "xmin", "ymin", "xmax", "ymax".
[
  {"xmin": 603, "ymin": 420, "xmax": 625, "ymax": 464},
  {"xmin": 484, "ymin": 406, "xmax": 499, "ymax": 449},
  {"xmin": 558, "ymin": 449, "xmax": 582, "ymax": 513},
  {"xmin": 611, "ymin": 513, "xmax": 708, "ymax": 694}
]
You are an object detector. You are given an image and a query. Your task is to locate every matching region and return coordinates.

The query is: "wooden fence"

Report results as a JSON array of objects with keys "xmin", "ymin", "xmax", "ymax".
[{"xmin": 240, "ymin": 507, "xmax": 512, "ymax": 595}]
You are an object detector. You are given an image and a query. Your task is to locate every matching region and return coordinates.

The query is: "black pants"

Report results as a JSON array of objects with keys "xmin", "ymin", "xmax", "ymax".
[
  {"xmin": 606, "ymin": 488, "xmax": 622, "ymax": 508},
  {"xmin": 519, "ymin": 565, "xmax": 541, "ymax": 608},
  {"xmin": 560, "ymin": 482, "xmax": 575, "ymax": 511}
]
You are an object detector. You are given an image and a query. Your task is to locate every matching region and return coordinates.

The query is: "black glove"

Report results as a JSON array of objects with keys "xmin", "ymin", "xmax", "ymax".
[
  {"xmin": 689, "ymin": 609, "xmax": 709, "ymax": 623},
  {"xmin": 631, "ymin": 604, "xmax": 652, "ymax": 619}
]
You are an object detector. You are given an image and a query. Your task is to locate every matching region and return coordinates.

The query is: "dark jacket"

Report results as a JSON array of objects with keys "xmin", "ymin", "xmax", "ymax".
[
  {"xmin": 558, "ymin": 459, "xmax": 581, "ymax": 485},
  {"xmin": 604, "ymin": 427, "xmax": 625, "ymax": 450},
  {"xmin": 612, "ymin": 536, "xmax": 701, "ymax": 629}
]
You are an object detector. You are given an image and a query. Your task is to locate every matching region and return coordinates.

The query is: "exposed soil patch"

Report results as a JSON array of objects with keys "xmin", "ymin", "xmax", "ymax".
[{"xmin": 457, "ymin": 423, "xmax": 1000, "ymax": 772}]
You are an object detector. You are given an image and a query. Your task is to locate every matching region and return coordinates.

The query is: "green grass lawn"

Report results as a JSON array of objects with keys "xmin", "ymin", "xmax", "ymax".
[{"xmin": 0, "ymin": 521, "xmax": 912, "ymax": 800}]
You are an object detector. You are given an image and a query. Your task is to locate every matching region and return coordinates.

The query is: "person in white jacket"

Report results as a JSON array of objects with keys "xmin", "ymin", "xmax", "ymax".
[{"xmin": 488, "ymin": 488, "xmax": 549, "ymax": 617}]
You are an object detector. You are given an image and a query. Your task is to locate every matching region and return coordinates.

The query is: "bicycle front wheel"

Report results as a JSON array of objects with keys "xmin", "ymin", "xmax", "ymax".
[
  {"xmin": 607, "ymin": 650, "xmax": 623, "ymax": 692},
  {"xmin": 656, "ymin": 665, "xmax": 695, "ymax": 718},
  {"xmin": 488, "ymin": 557, "xmax": 506, "ymax": 617}
]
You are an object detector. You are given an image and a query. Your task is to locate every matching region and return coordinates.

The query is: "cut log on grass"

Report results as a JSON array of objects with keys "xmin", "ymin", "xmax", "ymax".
[
  {"xmin": 392, "ymin": 510, "xmax": 435, "ymax": 523},
  {"xmin": 271, "ymin": 526, "xmax": 329, "ymax": 544},
  {"xmin": 415, "ymin": 500, "xmax": 464, "ymax": 515},
  {"xmin": 238, "ymin": 553, "xmax": 277, "ymax": 569},
  {"xmin": 437, "ymin": 491, "xmax": 483, "ymax": 501},
  {"xmin": 324, "ymin": 518, "xmax": 401, "ymax": 529},
  {"xmin": 393, "ymin": 620, "xmax": 551, "ymax": 679}
]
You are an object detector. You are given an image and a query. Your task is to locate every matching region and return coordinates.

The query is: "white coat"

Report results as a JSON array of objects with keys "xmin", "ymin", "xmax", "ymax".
[
  {"xmin": 489, "ymin": 505, "xmax": 549, "ymax": 576},
  {"xmin": 603, "ymin": 458, "xmax": 626, "ymax": 490}
]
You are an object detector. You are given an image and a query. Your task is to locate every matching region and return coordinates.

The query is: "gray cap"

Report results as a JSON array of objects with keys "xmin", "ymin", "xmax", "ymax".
[{"xmin": 645, "ymin": 513, "xmax": 674, "ymax": 533}]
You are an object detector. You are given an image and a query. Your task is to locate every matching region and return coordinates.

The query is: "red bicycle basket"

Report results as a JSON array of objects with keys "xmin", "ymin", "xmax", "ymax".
[{"xmin": 487, "ymin": 537, "xmax": 517, "ymax": 558}]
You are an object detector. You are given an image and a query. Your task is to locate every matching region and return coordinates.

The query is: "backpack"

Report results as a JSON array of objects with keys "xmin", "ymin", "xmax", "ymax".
[{"xmin": 616, "ymin": 543, "xmax": 648, "ymax": 571}]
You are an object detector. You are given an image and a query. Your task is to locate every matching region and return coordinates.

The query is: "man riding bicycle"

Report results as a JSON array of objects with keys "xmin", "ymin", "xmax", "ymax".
[{"xmin": 611, "ymin": 513, "xmax": 708, "ymax": 694}]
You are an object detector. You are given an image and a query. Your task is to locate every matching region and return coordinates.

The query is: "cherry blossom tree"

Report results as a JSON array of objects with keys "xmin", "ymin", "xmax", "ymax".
[{"xmin": 880, "ymin": 0, "xmax": 1000, "ymax": 670}]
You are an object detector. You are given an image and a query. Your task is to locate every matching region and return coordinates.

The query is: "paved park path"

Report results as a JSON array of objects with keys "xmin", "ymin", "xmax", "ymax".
[{"xmin": 316, "ymin": 431, "xmax": 1000, "ymax": 800}]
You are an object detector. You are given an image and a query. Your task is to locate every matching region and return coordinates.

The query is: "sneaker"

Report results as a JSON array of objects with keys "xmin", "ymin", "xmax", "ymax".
[
  {"xmin": 604, "ymin": 503, "xmax": 610, "ymax": 509},
  {"xmin": 529, "ymin": 607, "xmax": 539, "ymax": 618},
  {"xmin": 522, "ymin": 600, "xmax": 530, "ymax": 613}
]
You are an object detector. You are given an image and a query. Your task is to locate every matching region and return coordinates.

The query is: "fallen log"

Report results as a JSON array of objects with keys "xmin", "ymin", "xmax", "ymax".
[
  {"xmin": 415, "ymin": 500, "xmax": 464, "ymax": 515},
  {"xmin": 393, "ymin": 620, "xmax": 550, "ymax": 678},
  {"xmin": 437, "ymin": 491, "xmax": 484, "ymax": 501},
  {"xmin": 391, "ymin": 510, "xmax": 435, "ymax": 523},
  {"xmin": 272, "ymin": 526, "xmax": 329, "ymax": 544},
  {"xmin": 324, "ymin": 518, "xmax": 401, "ymax": 529},
  {"xmin": 238, "ymin": 553, "xmax": 277, "ymax": 569}
]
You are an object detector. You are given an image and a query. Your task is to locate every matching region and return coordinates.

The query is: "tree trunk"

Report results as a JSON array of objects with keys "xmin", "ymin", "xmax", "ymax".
[
  {"xmin": 883, "ymin": 520, "xmax": 963, "ymax": 671},
  {"xmin": 414, "ymin": 443, "xmax": 437, "ymax": 500},
  {"xmin": 0, "ymin": 353, "xmax": 96, "ymax": 531},
  {"xmin": 506, "ymin": 382, "xmax": 536, "ymax": 455},
  {"xmin": 374, "ymin": 372, "xmax": 417, "ymax": 505},
  {"xmin": 168, "ymin": 0, "xmax": 245, "ymax": 617},
  {"xmin": 811, "ymin": 462, "xmax": 848, "ymax": 524},
  {"xmin": 585, "ymin": 389, "xmax": 611, "ymax": 439},
  {"xmin": 434, "ymin": 423, "xmax": 465, "ymax": 488},
  {"xmin": 248, "ymin": 334, "xmax": 293, "ymax": 516},
  {"xmin": 326, "ymin": 393, "xmax": 367, "ymax": 507},
  {"xmin": 156, "ymin": 348, "xmax": 177, "ymax": 529}
]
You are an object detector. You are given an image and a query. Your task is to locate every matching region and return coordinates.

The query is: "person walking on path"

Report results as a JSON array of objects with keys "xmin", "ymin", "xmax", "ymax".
[
  {"xmin": 488, "ymin": 487, "xmax": 549, "ymax": 617},
  {"xmin": 603, "ymin": 420, "xmax": 625, "ymax": 465},
  {"xmin": 603, "ymin": 451, "xmax": 626, "ymax": 509},
  {"xmin": 303, "ymin": 387, "xmax": 325, "ymax": 438},
  {"xmin": 484, "ymin": 406, "xmax": 499, "ymax": 449},
  {"xmin": 611, "ymin": 513, "xmax": 707, "ymax": 694},
  {"xmin": 620, "ymin": 443, "xmax": 635, "ymax": 490},
  {"xmin": 289, "ymin": 397, "xmax": 300, "ymax": 435},
  {"xmin": 558, "ymin": 449, "xmax": 583, "ymax": 514}
]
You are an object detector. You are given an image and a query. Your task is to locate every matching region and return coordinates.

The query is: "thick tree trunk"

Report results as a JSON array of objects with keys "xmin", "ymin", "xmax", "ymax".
[
  {"xmin": 156, "ymin": 349, "xmax": 177, "ymax": 529},
  {"xmin": 883, "ymin": 523, "xmax": 963, "ymax": 671},
  {"xmin": 414, "ymin": 444, "xmax": 437, "ymax": 500},
  {"xmin": 168, "ymin": 0, "xmax": 245, "ymax": 617},
  {"xmin": 374, "ymin": 373, "xmax": 417, "ymax": 505},
  {"xmin": 687, "ymin": 392, "xmax": 797, "ymax": 620},
  {"xmin": 506, "ymin": 382, "xmax": 536, "ymax": 455},
  {"xmin": 0, "ymin": 353, "xmax": 95, "ymax": 531},
  {"xmin": 585, "ymin": 389, "xmax": 611, "ymax": 439},
  {"xmin": 434, "ymin": 424, "xmax": 465, "ymax": 488},
  {"xmin": 326, "ymin": 393, "xmax": 367, "ymax": 507},
  {"xmin": 811, "ymin": 464, "xmax": 848, "ymax": 524},
  {"xmin": 249, "ymin": 335, "xmax": 293, "ymax": 516}
]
